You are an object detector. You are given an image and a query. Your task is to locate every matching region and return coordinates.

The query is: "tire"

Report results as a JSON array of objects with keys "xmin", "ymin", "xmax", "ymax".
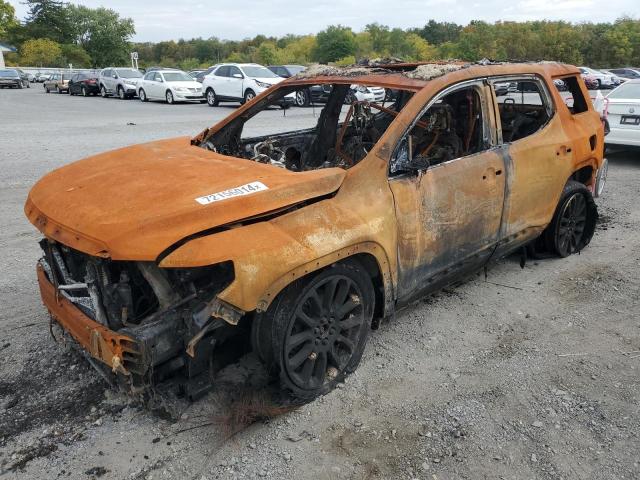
[
  {"xmin": 252, "ymin": 260, "xmax": 375, "ymax": 402},
  {"xmin": 543, "ymin": 180, "xmax": 597, "ymax": 258},
  {"xmin": 165, "ymin": 90, "xmax": 174, "ymax": 104},
  {"xmin": 57, "ymin": 86, "xmax": 62, "ymax": 94},
  {"xmin": 243, "ymin": 89, "xmax": 256, "ymax": 104},
  {"xmin": 118, "ymin": 86, "xmax": 126, "ymax": 100},
  {"xmin": 596, "ymin": 79, "xmax": 602, "ymax": 89},
  {"xmin": 206, "ymin": 88, "xmax": 218, "ymax": 107},
  {"xmin": 100, "ymin": 85, "xmax": 108, "ymax": 98},
  {"xmin": 18, "ymin": 83, "xmax": 23, "ymax": 89},
  {"xmin": 45, "ymin": 86, "xmax": 50, "ymax": 93},
  {"xmin": 295, "ymin": 89, "xmax": 310, "ymax": 107},
  {"xmin": 139, "ymin": 89, "xmax": 148, "ymax": 102},
  {"xmin": 81, "ymin": 86, "xmax": 88, "ymax": 97}
]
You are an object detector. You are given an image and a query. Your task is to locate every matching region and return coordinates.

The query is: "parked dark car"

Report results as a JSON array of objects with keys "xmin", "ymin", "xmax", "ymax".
[
  {"xmin": 68, "ymin": 73, "xmax": 100, "ymax": 96},
  {"xmin": 267, "ymin": 65, "xmax": 306, "ymax": 78},
  {"xmin": 608, "ymin": 68, "xmax": 640, "ymax": 80},
  {"xmin": 0, "ymin": 69, "xmax": 29, "ymax": 88},
  {"xmin": 269, "ymin": 65, "xmax": 315, "ymax": 106}
]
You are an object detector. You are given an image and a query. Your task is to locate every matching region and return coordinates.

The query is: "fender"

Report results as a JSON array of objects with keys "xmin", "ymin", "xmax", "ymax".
[{"xmin": 159, "ymin": 203, "xmax": 397, "ymax": 318}]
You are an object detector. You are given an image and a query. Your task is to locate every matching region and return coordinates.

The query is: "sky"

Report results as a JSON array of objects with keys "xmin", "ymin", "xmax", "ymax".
[{"xmin": 8, "ymin": 0, "xmax": 638, "ymax": 42}]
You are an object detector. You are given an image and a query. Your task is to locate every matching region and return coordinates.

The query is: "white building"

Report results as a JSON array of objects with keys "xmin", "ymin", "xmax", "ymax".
[{"xmin": 0, "ymin": 43, "xmax": 17, "ymax": 69}]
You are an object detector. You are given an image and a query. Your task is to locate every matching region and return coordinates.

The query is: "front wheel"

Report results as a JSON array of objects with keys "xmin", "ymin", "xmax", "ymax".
[
  {"xmin": 100, "ymin": 85, "xmax": 108, "ymax": 98},
  {"xmin": 243, "ymin": 89, "xmax": 256, "ymax": 104},
  {"xmin": 206, "ymin": 88, "xmax": 218, "ymax": 107},
  {"xmin": 118, "ymin": 86, "xmax": 126, "ymax": 100},
  {"xmin": 544, "ymin": 180, "xmax": 597, "ymax": 258},
  {"xmin": 253, "ymin": 260, "xmax": 374, "ymax": 402},
  {"xmin": 166, "ymin": 90, "xmax": 174, "ymax": 104},
  {"xmin": 81, "ymin": 86, "xmax": 88, "ymax": 97}
]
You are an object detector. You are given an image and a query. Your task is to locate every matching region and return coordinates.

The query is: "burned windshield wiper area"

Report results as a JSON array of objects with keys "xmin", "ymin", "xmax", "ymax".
[{"xmin": 199, "ymin": 84, "xmax": 414, "ymax": 172}]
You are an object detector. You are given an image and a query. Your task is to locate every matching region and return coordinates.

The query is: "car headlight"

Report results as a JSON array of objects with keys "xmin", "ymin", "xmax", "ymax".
[
  {"xmin": 356, "ymin": 85, "xmax": 368, "ymax": 93},
  {"xmin": 175, "ymin": 87, "xmax": 189, "ymax": 92},
  {"xmin": 254, "ymin": 80, "xmax": 272, "ymax": 89}
]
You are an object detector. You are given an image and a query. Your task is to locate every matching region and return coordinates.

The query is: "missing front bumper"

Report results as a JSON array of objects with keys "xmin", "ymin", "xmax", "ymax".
[{"xmin": 37, "ymin": 263, "xmax": 140, "ymax": 375}]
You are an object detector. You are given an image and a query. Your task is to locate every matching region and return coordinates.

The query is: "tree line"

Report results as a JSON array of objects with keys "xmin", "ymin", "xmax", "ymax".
[{"xmin": 1, "ymin": 1, "xmax": 639, "ymax": 69}]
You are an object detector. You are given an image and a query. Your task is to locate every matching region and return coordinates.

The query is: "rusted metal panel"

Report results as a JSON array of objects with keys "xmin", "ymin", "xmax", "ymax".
[
  {"xmin": 37, "ymin": 264, "xmax": 138, "ymax": 374},
  {"xmin": 25, "ymin": 137, "xmax": 346, "ymax": 261}
]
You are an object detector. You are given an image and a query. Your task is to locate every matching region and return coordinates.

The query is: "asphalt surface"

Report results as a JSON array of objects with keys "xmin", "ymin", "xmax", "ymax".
[{"xmin": 1, "ymin": 86, "xmax": 639, "ymax": 480}]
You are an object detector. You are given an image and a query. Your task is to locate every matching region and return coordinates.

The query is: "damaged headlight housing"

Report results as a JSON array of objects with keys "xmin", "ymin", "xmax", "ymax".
[
  {"xmin": 254, "ymin": 80, "xmax": 272, "ymax": 89},
  {"xmin": 356, "ymin": 85, "xmax": 369, "ymax": 93}
]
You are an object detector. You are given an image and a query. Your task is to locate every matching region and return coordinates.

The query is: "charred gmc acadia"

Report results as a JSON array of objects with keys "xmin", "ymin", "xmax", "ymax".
[{"xmin": 25, "ymin": 61, "xmax": 606, "ymax": 402}]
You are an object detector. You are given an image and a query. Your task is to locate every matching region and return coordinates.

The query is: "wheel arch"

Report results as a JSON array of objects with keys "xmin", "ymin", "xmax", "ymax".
[{"xmin": 256, "ymin": 247, "xmax": 393, "ymax": 327}]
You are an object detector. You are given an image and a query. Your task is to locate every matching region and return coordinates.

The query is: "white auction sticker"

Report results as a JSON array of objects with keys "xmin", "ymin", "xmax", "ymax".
[{"xmin": 195, "ymin": 181, "xmax": 268, "ymax": 205}]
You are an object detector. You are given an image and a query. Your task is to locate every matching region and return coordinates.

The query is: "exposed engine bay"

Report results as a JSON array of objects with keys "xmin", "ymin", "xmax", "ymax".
[{"xmin": 198, "ymin": 84, "xmax": 415, "ymax": 172}]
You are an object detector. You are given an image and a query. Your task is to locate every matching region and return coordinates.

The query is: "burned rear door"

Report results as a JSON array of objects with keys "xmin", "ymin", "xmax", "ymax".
[{"xmin": 389, "ymin": 80, "xmax": 505, "ymax": 303}]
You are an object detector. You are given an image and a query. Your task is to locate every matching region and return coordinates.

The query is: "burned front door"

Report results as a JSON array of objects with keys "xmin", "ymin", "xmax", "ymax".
[{"xmin": 389, "ymin": 81, "xmax": 505, "ymax": 303}]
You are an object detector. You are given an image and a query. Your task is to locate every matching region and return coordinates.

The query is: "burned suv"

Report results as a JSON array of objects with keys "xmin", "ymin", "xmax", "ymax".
[{"xmin": 26, "ymin": 61, "xmax": 605, "ymax": 402}]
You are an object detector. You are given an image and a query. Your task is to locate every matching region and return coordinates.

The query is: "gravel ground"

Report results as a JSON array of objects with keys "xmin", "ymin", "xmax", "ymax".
[{"xmin": 1, "ymin": 86, "xmax": 639, "ymax": 480}]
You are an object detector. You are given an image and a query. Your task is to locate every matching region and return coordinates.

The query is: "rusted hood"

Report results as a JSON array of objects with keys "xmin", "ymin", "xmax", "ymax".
[{"xmin": 25, "ymin": 137, "xmax": 345, "ymax": 260}]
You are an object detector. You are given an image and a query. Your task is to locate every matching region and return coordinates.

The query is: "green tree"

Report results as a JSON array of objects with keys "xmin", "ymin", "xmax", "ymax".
[
  {"xmin": 456, "ymin": 21, "xmax": 500, "ymax": 60},
  {"xmin": 60, "ymin": 43, "xmax": 91, "ymax": 67},
  {"xmin": 314, "ymin": 25, "xmax": 356, "ymax": 63},
  {"xmin": 256, "ymin": 41, "xmax": 278, "ymax": 65},
  {"xmin": 413, "ymin": 20, "xmax": 462, "ymax": 45},
  {"xmin": 67, "ymin": 5, "xmax": 135, "ymax": 67},
  {"xmin": 23, "ymin": 0, "xmax": 73, "ymax": 43},
  {"xmin": 19, "ymin": 38, "xmax": 62, "ymax": 66},
  {"xmin": 0, "ymin": 0, "xmax": 19, "ymax": 40}
]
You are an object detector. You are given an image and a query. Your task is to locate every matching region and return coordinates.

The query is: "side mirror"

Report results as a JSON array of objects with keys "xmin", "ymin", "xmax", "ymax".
[
  {"xmin": 112, "ymin": 74, "xmax": 118, "ymax": 79},
  {"xmin": 232, "ymin": 73, "xmax": 243, "ymax": 79}
]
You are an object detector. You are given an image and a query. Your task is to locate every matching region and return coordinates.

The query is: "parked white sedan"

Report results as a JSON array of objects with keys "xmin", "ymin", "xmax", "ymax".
[
  {"xmin": 137, "ymin": 70, "xmax": 204, "ymax": 104},
  {"xmin": 602, "ymin": 80, "xmax": 640, "ymax": 148}
]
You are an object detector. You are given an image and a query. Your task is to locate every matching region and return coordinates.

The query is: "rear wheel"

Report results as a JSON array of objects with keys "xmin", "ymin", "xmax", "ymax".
[
  {"xmin": 253, "ymin": 260, "xmax": 374, "ymax": 402},
  {"xmin": 81, "ymin": 86, "xmax": 88, "ymax": 97},
  {"xmin": 544, "ymin": 181, "xmax": 597, "ymax": 258},
  {"xmin": 56, "ymin": 86, "xmax": 61, "ymax": 94},
  {"xmin": 295, "ymin": 89, "xmax": 310, "ymax": 107},
  {"xmin": 139, "ymin": 89, "xmax": 148, "ymax": 102},
  {"xmin": 166, "ymin": 90, "xmax": 174, "ymax": 104}
]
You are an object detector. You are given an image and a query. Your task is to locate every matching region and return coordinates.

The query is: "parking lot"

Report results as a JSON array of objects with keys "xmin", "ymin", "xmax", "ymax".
[{"xmin": 1, "ymin": 86, "xmax": 639, "ymax": 479}]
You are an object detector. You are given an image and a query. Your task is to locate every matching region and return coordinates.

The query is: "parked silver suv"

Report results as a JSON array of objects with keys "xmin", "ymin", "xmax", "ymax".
[{"xmin": 99, "ymin": 67, "xmax": 143, "ymax": 99}]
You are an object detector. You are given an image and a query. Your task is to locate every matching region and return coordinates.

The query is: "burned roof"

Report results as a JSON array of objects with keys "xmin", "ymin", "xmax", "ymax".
[{"xmin": 291, "ymin": 60, "xmax": 578, "ymax": 88}]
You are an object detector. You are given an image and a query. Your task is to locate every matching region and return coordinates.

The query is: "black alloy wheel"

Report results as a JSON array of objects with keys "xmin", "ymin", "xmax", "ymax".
[
  {"xmin": 253, "ymin": 260, "xmax": 374, "ymax": 402},
  {"xmin": 544, "ymin": 180, "xmax": 597, "ymax": 258}
]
